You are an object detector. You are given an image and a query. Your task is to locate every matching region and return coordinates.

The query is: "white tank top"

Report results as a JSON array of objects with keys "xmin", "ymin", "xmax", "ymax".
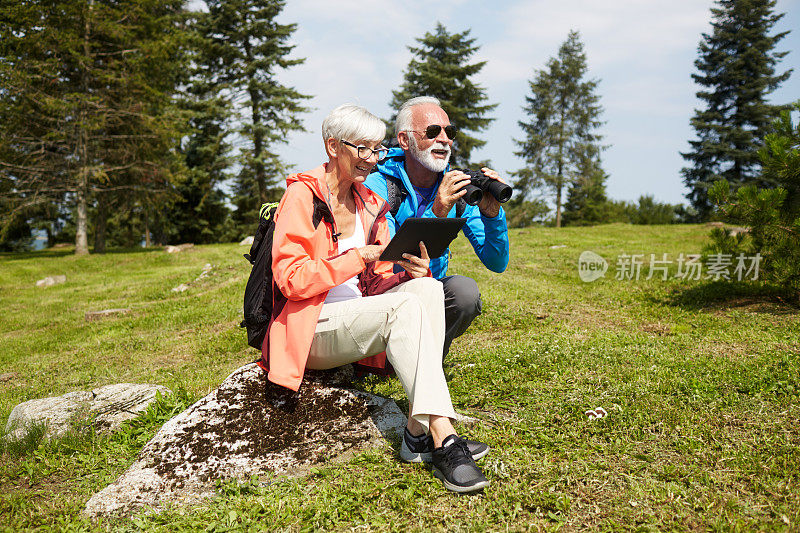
[{"xmin": 324, "ymin": 206, "xmax": 366, "ymax": 304}]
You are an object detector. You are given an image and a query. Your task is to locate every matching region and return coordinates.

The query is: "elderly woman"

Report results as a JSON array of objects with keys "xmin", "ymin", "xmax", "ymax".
[{"xmin": 258, "ymin": 104, "xmax": 489, "ymax": 493}]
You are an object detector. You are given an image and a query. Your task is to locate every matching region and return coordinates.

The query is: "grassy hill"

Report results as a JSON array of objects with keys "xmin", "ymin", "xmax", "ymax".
[{"xmin": 1, "ymin": 224, "xmax": 798, "ymax": 531}]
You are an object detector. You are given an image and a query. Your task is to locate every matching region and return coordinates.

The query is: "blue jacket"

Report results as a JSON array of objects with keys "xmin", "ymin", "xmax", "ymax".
[{"xmin": 364, "ymin": 148, "xmax": 510, "ymax": 279}]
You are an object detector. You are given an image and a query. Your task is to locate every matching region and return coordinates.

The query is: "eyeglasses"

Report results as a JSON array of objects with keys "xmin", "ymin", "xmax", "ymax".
[
  {"xmin": 341, "ymin": 140, "xmax": 388, "ymax": 161},
  {"xmin": 407, "ymin": 124, "xmax": 457, "ymax": 140}
]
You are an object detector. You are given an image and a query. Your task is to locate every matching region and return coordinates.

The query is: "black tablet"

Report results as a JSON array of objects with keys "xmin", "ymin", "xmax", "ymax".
[{"xmin": 379, "ymin": 217, "xmax": 467, "ymax": 261}]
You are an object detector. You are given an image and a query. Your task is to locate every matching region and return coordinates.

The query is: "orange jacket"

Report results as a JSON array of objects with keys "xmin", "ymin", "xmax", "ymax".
[{"xmin": 258, "ymin": 164, "xmax": 415, "ymax": 391}]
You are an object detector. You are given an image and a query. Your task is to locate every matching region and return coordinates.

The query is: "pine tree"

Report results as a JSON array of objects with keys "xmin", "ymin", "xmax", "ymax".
[
  {"xmin": 0, "ymin": 0, "xmax": 189, "ymax": 254},
  {"xmin": 168, "ymin": 9, "xmax": 236, "ymax": 245},
  {"xmin": 561, "ymin": 150, "xmax": 611, "ymax": 226},
  {"xmin": 390, "ymin": 22, "xmax": 496, "ymax": 167},
  {"xmin": 200, "ymin": 0, "xmax": 310, "ymax": 218},
  {"xmin": 229, "ymin": 153, "xmax": 287, "ymax": 240},
  {"xmin": 514, "ymin": 30, "xmax": 605, "ymax": 228},
  {"xmin": 708, "ymin": 101, "xmax": 800, "ymax": 298},
  {"xmin": 681, "ymin": 0, "xmax": 791, "ymax": 219},
  {"xmin": 170, "ymin": 108, "xmax": 232, "ymax": 244}
]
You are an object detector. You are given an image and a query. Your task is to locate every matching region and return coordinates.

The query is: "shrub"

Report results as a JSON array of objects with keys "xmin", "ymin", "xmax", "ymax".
[
  {"xmin": 708, "ymin": 102, "xmax": 800, "ymax": 299},
  {"xmin": 505, "ymin": 197, "xmax": 551, "ymax": 228}
]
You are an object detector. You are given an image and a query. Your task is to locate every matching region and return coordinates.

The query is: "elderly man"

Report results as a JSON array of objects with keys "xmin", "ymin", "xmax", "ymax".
[{"xmin": 364, "ymin": 96, "xmax": 510, "ymax": 358}]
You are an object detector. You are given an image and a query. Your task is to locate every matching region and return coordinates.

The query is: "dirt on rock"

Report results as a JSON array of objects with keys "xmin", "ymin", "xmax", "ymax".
[{"xmin": 147, "ymin": 366, "xmax": 376, "ymax": 485}]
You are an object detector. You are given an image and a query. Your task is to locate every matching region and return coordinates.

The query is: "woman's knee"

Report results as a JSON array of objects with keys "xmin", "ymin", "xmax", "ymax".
[
  {"xmin": 404, "ymin": 276, "xmax": 445, "ymax": 303},
  {"xmin": 388, "ymin": 292, "xmax": 423, "ymax": 321},
  {"xmin": 397, "ymin": 289, "xmax": 425, "ymax": 310}
]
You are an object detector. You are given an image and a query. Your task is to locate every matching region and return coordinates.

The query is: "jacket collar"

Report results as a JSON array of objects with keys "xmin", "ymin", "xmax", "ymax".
[
  {"xmin": 287, "ymin": 163, "xmax": 383, "ymax": 218},
  {"xmin": 376, "ymin": 147, "xmax": 451, "ymax": 210}
]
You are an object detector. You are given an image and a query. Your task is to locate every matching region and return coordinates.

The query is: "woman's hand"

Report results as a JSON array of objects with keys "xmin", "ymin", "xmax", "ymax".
[
  {"xmin": 357, "ymin": 244, "xmax": 387, "ymax": 263},
  {"xmin": 395, "ymin": 241, "xmax": 430, "ymax": 279}
]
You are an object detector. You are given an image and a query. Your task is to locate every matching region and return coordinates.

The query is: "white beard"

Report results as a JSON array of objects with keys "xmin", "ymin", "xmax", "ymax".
[{"xmin": 408, "ymin": 134, "xmax": 451, "ymax": 173}]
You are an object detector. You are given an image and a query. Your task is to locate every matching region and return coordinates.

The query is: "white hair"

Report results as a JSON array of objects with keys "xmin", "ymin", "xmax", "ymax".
[
  {"xmin": 395, "ymin": 96, "xmax": 441, "ymax": 135},
  {"xmin": 322, "ymin": 104, "xmax": 385, "ymax": 143}
]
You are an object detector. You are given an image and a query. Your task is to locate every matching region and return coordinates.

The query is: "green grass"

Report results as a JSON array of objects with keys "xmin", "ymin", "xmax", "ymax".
[{"xmin": 1, "ymin": 224, "xmax": 798, "ymax": 531}]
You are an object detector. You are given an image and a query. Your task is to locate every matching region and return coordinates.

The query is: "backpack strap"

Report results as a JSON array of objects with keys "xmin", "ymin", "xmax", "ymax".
[
  {"xmin": 311, "ymin": 196, "xmax": 340, "ymax": 241},
  {"xmin": 382, "ymin": 173, "xmax": 408, "ymax": 218},
  {"xmin": 455, "ymin": 198, "xmax": 467, "ymax": 218},
  {"xmin": 244, "ymin": 202, "xmax": 279, "ymax": 264}
]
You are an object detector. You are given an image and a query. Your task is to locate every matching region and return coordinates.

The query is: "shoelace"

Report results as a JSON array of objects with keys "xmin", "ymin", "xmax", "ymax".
[{"xmin": 440, "ymin": 438, "xmax": 472, "ymax": 468}]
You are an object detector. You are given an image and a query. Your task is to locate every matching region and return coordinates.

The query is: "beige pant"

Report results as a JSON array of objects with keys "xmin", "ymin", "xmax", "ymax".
[{"xmin": 306, "ymin": 277, "xmax": 455, "ymax": 432}]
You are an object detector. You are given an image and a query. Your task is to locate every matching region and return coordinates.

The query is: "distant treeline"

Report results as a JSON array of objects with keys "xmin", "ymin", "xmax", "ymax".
[
  {"xmin": 0, "ymin": 0, "xmax": 793, "ymax": 252},
  {"xmin": 1, "ymin": 0, "xmax": 309, "ymax": 253}
]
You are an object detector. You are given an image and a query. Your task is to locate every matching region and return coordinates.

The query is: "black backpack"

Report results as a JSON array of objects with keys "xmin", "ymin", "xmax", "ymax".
[
  {"xmin": 240, "ymin": 197, "xmax": 336, "ymax": 351},
  {"xmin": 240, "ymin": 202, "xmax": 280, "ymax": 350}
]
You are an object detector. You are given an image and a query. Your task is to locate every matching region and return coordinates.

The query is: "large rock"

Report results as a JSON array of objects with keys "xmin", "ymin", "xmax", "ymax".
[
  {"xmin": 5, "ymin": 383, "xmax": 171, "ymax": 441},
  {"xmin": 84, "ymin": 363, "xmax": 405, "ymax": 519},
  {"xmin": 35, "ymin": 275, "xmax": 66, "ymax": 288},
  {"xmin": 164, "ymin": 243, "xmax": 194, "ymax": 254}
]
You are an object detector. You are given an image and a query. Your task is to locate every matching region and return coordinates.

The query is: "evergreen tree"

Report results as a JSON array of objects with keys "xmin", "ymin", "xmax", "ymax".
[
  {"xmin": 514, "ymin": 30, "xmax": 605, "ymax": 228},
  {"xmin": 562, "ymin": 149, "xmax": 610, "ymax": 226},
  {"xmin": 681, "ymin": 0, "xmax": 791, "ymax": 219},
  {"xmin": 0, "ymin": 0, "xmax": 189, "ymax": 254},
  {"xmin": 169, "ymin": 9, "xmax": 235, "ymax": 245},
  {"xmin": 708, "ymin": 101, "xmax": 800, "ymax": 297},
  {"xmin": 229, "ymin": 153, "xmax": 287, "ymax": 240},
  {"xmin": 200, "ymin": 0, "xmax": 310, "ymax": 219},
  {"xmin": 390, "ymin": 22, "xmax": 496, "ymax": 167}
]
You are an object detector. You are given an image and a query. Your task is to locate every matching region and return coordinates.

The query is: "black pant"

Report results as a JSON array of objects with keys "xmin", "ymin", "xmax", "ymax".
[{"xmin": 441, "ymin": 275, "xmax": 482, "ymax": 358}]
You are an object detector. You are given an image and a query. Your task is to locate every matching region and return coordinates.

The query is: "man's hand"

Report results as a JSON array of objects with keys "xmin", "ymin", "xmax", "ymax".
[
  {"xmin": 395, "ymin": 241, "xmax": 430, "ymax": 279},
  {"xmin": 431, "ymin": 170, "xmax": 470, "ymax": 218},
  {"xmin": 477, "ymin": 167, "xmax": 506, "ymax": 218},
  {"xmin": 357, "ymin": 243, "xmax": 387, "ymax": 263}
]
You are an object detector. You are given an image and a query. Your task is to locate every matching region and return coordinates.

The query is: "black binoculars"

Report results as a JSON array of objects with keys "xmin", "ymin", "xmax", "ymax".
[{"xmin": 452, "ymin": 168, "xmax": 513, "ymax": 206}]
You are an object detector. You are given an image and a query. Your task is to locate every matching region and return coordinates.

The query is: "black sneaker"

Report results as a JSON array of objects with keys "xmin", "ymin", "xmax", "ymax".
[
  {"xmin": 400, "ymin": 428, "xmax": 490, "ymax": 463},
  {"xmin": 400, "ymin": 428, "xmax": 432, "ymax": 463},
  {"xmin": 431, "ymin": 435, "xmax": 490, "ymax": 493}
]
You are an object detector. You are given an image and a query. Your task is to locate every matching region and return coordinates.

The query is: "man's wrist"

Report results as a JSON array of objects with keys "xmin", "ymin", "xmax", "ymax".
[{"xmin": 431, "ymin": 200, "xmax": 450, "ymax": 218}]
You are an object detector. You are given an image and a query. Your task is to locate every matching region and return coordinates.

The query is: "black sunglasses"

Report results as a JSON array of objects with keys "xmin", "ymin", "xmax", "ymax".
[{"xmin": 409, "ymin": 124, "xmax": 457, "ymax": 140}]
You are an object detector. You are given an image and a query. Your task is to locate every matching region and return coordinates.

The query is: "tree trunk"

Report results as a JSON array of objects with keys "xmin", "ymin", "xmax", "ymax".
[
  {"xmin": 249, "ymin": 87, "xmax": 267, "ymax": 203},
  {"xmin": 555, "ymin": 157, "xmax": 564, "ymax": 229},
  {"xmin": 144, "ymin": 207, "xmax": 151, "ymax": 247},
  {"xmin": 555, "ymin": 180, "xmax": 562, "ymax": 228},
  {"xmin": 74, "ymin": 0, "xmax": 93, "ymax": 255},
  {"xmin": 555, "ymin": 94, "xmax": 566, "ymax": 229},
  {"xmin": 94, "ymin": 193, "xmax": 107, "ymax": 253},
  {"xmin": 75, "ymin": 179, "xmax": 90, "ymax": 255},
  {"xmin": 243, "ymin": 38, "xmax": 267, "ymax": 203}
]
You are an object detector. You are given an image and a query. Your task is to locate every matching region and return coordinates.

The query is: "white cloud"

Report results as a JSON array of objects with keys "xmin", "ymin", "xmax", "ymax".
[{"xmin": 478, "ymin": 0, "xmax": 713, "ymax": 84}]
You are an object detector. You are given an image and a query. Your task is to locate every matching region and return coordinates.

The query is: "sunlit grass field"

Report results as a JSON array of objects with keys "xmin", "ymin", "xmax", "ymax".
[{"xmin": 1, "ymin": 223, "xmax": 798, "ymax": 531}]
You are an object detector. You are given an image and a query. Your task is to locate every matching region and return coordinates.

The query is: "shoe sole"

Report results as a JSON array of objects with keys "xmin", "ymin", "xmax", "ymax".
[
  {"xmin": 432, "ymin": 468, "xmax": 490, "ymax": 493},
  {"xmin": 470, "ymin": 446, "xmax": 490, "ymax": 462}
]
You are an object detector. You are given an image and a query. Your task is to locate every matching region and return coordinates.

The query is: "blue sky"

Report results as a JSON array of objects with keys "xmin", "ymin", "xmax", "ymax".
[{"xmin": 267, "ymin": 0, "xmax": 799, "ymax": 207}]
